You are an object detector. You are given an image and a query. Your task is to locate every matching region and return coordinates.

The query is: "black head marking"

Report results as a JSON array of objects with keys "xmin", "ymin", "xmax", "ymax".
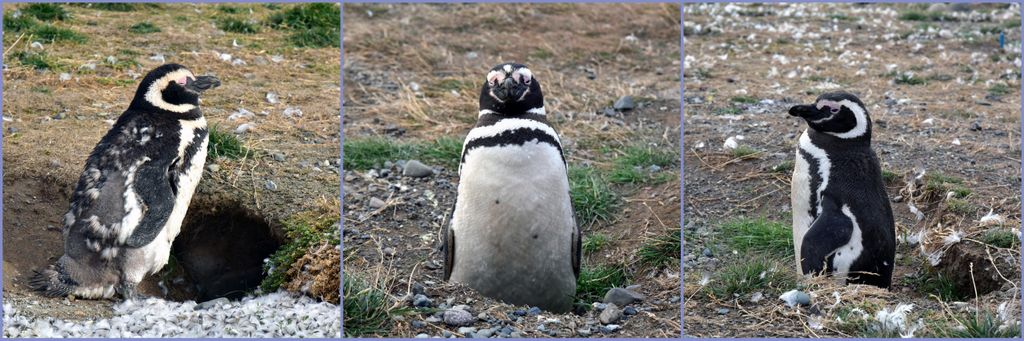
[
  {"xmin": 479, "ymin": 63, "xmax": 544, "ymax": 115},
  {"xmin": 128, "ymin": 63, "xmax": 220, "ymax": 116},
  {"xmin": 788, "ymin": 91, "xmax": 871, "ymax": 140}
]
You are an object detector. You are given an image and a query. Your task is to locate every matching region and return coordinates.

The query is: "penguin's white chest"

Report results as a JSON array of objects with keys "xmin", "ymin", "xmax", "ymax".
[
  {"xmin": 791, "ymin": 130, "xmax": 829, "ymax": 272},
  {"xmin": 141, "ymin": 118, "xmax": 208, "ymax": 275},
  {"xmin": 450, "ymin": 141, "xmax": 575, "ymax": 288}
]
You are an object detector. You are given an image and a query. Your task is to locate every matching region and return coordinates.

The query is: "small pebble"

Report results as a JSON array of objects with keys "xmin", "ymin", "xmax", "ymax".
[
  {"xmin": 403, "ymin": 160, "xmax": 434, "ymax": 178},
  {"xmin": 623, "ymin": 306, "xmax": 637, "ymax": 316},
  {"xmin": 368, "ymin": 197, "xmax": 386, "ymax": 209},
  {"xmin": 603, "ymin": 288, "xmax": 646, "ymax": 307},
  {"xmin": 613, "ymin": 96, "xmax": 635, "ymax": 110},
  {"xmin": 527, "ymin": 307, "xmax": 541, "ymax": 316},
  {"xmin": 412, "ymin": 294, "xmax": 433, "ymax": 308},
  {"xmin": 717, "ymin": 308, "xmax": 730, "ymax": 315},
  {"xmin": 443, "ymin": 308, "xmax": 475, "ymax": 326},
  {"xmin": 264, "ymin": 180, "xmax": 277, "ymax": 191}
]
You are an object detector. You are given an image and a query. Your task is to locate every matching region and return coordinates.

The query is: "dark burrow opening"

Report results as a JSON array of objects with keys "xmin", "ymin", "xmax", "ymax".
[{"xmin": 160, "ymin": 199, "xmax": 284, "ymax": 302}]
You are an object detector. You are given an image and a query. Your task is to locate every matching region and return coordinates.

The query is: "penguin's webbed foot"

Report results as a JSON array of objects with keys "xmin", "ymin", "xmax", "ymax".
[{"xmin": 116, "ymin": 283, "xmax": 150, "ymax": 301}]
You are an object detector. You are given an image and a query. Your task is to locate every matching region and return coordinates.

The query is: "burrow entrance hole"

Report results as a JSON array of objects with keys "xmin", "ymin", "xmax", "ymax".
[{"xmin": 159, "ymin": 199, "xmax": 284, "ymax": 302}]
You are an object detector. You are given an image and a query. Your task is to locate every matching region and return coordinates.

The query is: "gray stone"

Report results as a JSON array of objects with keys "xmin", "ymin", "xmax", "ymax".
[
  {"xmin": 272, "ymin": 153, "xmax": 286, "ymax": 162},
  {"xmin": 613, "ymin": 96, "xmax": 635, "ymax": 111},
  {"xmin": 603, "ymin": 288, "xmax": 645, "ymax": 307},
  {"xmin": 457, "ymin": 327, "xmax": 477, "ymax": 335},
  {"xmin": 412, "ymin": 294, "xmax": 433, "ymax": 308},
  {"xmin": 264, "ymin": 180, "xmax": 277, "ymax": 191},
  {"xmin": 443, "ymin": 308, "xmax": 475, "ymax": 326},
  {"xmin": 194, "ymin": 297, "xmax": 229, "ymax": 310},
  {"xmin": 702, "ymin": 248, "xmax": 713, "ymax": 257},
  {"xmin": 599, "ymin": 304, "xmax": 623, "ymax": 324},
  {"xmin": 411, "ymin": 320, "xmax": 426, "ymax": 329},
  {"xmin": 599, "ymin": 324, "xmax": 621, "ymax": 333},
  {"xmin": 403, "ymin": 160, "xmax": 434, "ymax": 178},
  {"xmin": 623, "ymin": 306, "xmax": 637, "ymax": 316},
  {"xmin": 577, "ymin": 327, "xmax": 593, "ymax": 337},
  {"xmin": 369, "ymin": 197, "xmax": 386, "ymax": 209},
  {"xmin": 424, "ymin": 316, "xmax": 441, "ymax": 323},
  {"xmin": 414, "ymin": 333, "xmax": 429, "ymax": 338},
  {"xmin": 527, "ymin": 306, "xmax": 541, "ymax": 316},
  {"xmin": 476, "ymin": 328, "xmax": 495, "ymax": 338},
  {"xmin": 717, "ymin": 308, "xmax": 730, "ymax": 315}
]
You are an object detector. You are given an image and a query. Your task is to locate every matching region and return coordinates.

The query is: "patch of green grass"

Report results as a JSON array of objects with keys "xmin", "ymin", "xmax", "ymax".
[
  {"xmin": 730, "ymin": 96, "xmax": 758, "ymax": 104},
  {"xmin": 981, "ymin": 229, "xmax": 1019, "ymax": 248},
  {"xmin": 637, "ymin": 229, "xmax": 681, "ymax": 269},
  {"xmin": 881, "ymin": 170, "xmax": 899, "ymax": 184},
  {"xmin": 913, "ymin": 270, "xmax": 966, "ymax": 301},
  {"xmin": 899, "ymin": 10, "xmax": 956, "ymax": 22},
  {"xmin": 342, "ymin": 137, "xmax": 461, "ymax": 171},
  {"xmin": 583, "ymin": 234, "xmax": 610, "ymax": 254},
  {"xmin": 894, "ymin": 72, "xmax": 926, "ymax": 85},
  {"xmin": 988, "ymin": 83, "xmax": 1012, "ymax": 97},
  {"xmin": 942, "ymin": 109, "xmax": 974, "ymax": 119},
  {"xmin": 207, "ymin": 125, "xmax": 250, "ymax": 160},
  {"xmin": 569, "ymin": 166, "xmax": 618, "ymax": 226},
  {"xmin": 3, "ymin": 12, "xmax": 38, "ymax": 32},
  {"xmin": 30, "ymin": 25, "xmax": 87, "ymax": 44},
  {"xmin": 436, "ymin": 78, "xmax": 474, "ymax": 92},
  {"xmin": 939, "ymin": 311, "xmax": 1021, "ymax": 338},
  {"xmin": 710, "ymin": 258, "xmax": 794, "ymax": 298},
  {"xmin": 217, "ymin": 5, "xmax": 243, "ymax": 14},
  {"xmin": 730, "ymin": 146, "xmax": 760, "ymax": 159},
  {"xmin": 218, "ymin": 17, "xmax": 260, "ymax": 34},
  {"xmin": 129, "ymin": 22, "xmax": 160, "ymax": 34},
  {"xmin": 946, "ymin": 198, "xmax": 975, "ymax": 215},
  {"xmin": 771, "ymin": 160, "xmax": 794, "ymax": 174},
  {"xmin": 924, "ymin": 173, "xmax": 970, "ymax": 198},
  {"xmin": 22, "ymin": 3, "xmax": 68, "ymax": 21},
  {"xmin": 12, "ymin": 51, "xmax": 60, "ymax": 70},
  {"xmin": 713, "ymin": 106, "xmax": 742, "ymax": 115},
  {"xmin": 928, "ymin": 74, "xmax": 953, "ymax": 82},
  {"xmin": 720, "ymin": 217, "xmax": 793, "ymax": 256},
  {"xmin": 268, "ymin": 3, "xmax": 340, "ymax": 48},
  {"xmin": 575, "ymin": 264, "xmax": 628, "ymax": 303},
  {"xmin": 343, "ymin": 274, "xmax": 404, "ymax": 337},
  {"xmin": 608, "ymin": 145, "xmax": 677, "ymax": 184},
  {"xmin": 30, "ymin": 86, "xmax": 50, "ymax": 94},
  {"xmin": 830, "ymin": 14, "xmax": 851, "ymax": 21},
  {"xmin": 87, "ymin": 3, "xmax": 141, "ymax": 11},
  {"xmin": 531, "ymin": 48, "xmax": 554, "ymax": 60},
  {"xmin": 95, "ymin": 77, "xmax": 135, "ymax": 87},
  {"xmin": 261, "ymin": 210, "xmax": 341, "ymax": 292}
]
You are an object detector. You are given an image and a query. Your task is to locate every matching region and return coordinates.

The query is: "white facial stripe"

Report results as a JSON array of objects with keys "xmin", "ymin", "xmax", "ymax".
[
  {"xmin": 825, "ymin": 99, "xmax": 868, "ymax": 139},
  {"xmin": 488, "ymin": 89, "xmax": 504, "ymax": 103},
  {"xmin": 527, "ymin": 107, "xmax": 546, "ymax": 116},
  {"xmin": 503, "ymin": 64, "xmax": 512, "ymax": 73},
  {"xmin": 798, "ymin": 131, "xmax": 830, "ymax": 218},
  {"xmin": 479, "ymin": 109, "xmax": 498, "ymax": 117},
  {"xmin": 145, "ymin": 69, "xmax": 196, "ymax": 113},
  {"xmin": 512, "ymin": 67, "xmax": 533, "ymax": 83}
]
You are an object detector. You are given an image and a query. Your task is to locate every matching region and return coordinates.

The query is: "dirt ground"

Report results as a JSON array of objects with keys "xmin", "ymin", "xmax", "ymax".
[
  {"xmin": 343, "ymin": 3, "xmax": 681, "ymax": 338},
  {"xmin": 2, "ymin": 3, "xmax": 340, "ymax": 321},
  {"xmin": 683, "ymin": 3, "xmax": 1021, "ymax": 338}
]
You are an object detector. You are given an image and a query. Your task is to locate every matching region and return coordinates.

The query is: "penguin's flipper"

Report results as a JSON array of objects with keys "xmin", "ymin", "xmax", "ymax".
[
  {"xmin": 124, "ymin": 161, "xmax": 178, "ymax": 248},
  {"xmin": 571, "ymin": 204, "xmax": 581, "ymax": 279},
  {"xmin": 799, "ymin": 196, "xmax": 854, "ymax": 276},
  {"xmin": 442, "ymin": 198, "xmax": 456, "ymax": 281}
]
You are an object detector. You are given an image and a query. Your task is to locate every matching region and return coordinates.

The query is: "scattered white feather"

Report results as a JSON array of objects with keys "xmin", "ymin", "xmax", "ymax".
[
  {"xmin": 235, "ymin": 123, "xmax": 254, "ymax": 134},
  {"xmin": 266, "ymin": 92, "xmax": 279, "ymax": 104},
  {"xmin": 951, "ymin": 138, "xmax": 960, "ymax": 146},
  {"xmin": 922, "ymin": 118, "xmax": 934, "ymax": 125},
  {"xmin": 980, "ymin": 209, "xmax": 1005, "ymax": 226},
  {"xmin": 779, "ymin": 290, "xmax": 802, "ymax": 308},
  {"xmin": 283, "ymin": 107, "xmax": 303, "ymax": 118},
  {"xmin": 942, "ymin": 230, "xmax": 963, "ymax": 246},
  {"xmin": 228, "ymin": 108, "xmax": 255, "ymax": 121},
  {"xmin": 723, "ymin": 136, "xmax": 739, "ymax": 150},
  {"xmin": 908, "ymin": 202, "xmax": 925, "ymax": 222},
  {"xmin": 30, "ymin": 41, "xmax": 43, "ymax": 49},
  {"xmin": 149, "ymin": 54, "xmax": 165, "ymax": 63},
  {"xmin": 873, "ymin": 304, "xmax": 921, "ymax": 338},
  {"xmin": 699, "ymin": 273, "xmax": 711, "ymax": 286}
]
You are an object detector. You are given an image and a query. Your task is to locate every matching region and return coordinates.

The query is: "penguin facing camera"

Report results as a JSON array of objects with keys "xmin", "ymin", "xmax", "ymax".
[
  {"xmin": 30, "ymin": 64, "xmax": 220, "ymax": 300},
  {"xmin": 443, "ymin": 63, "xmax": 581, "ymax": 313},
  {"xmin": 788, "ymin": 91, "xmax": 895, "ymax": 288}
]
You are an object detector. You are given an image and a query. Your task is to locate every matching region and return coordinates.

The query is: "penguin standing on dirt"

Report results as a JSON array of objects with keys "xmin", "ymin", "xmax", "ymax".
[
  {"xmin": 30, "ymin": 64, "xmax": 220, "ymax": 300},
  {"xmin": 788, "ymin": 92, "xmax": 895, "ymax": 288},
  {"xmin": 443, "ymin": 63, "xmax": 580, "ymax": 313}
]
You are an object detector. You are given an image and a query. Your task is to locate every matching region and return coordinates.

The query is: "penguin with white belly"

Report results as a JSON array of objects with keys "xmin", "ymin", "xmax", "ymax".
[{"xmin": 788, "ymin": 91, "xmax": 895, "ymax": 288}]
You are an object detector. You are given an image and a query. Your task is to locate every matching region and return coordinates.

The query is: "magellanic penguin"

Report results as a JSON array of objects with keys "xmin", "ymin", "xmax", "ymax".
[
  {"xmin": 443, "ymin": 63, "xmax": 580, "ymax": 313},
  {"xmin": 789, "ymin": 92, "xmax": 895, "ymax": 288},
  {"xmin": 30, "ymin": 64, "xmax": 220, "ymax": 300}
]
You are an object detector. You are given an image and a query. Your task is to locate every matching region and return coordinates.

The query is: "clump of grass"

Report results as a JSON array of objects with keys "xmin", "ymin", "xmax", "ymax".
[
  {"xmin": 899, "ymin": 10, "xmax": 956, "ymax": 22},
  {"xmin": 988, "ymin": 83, "xmax": 1011, "ymax": 97},
  {"xmin": 939, "ymin": 311, "xmax": 1021, "ymax": 338},
  {"xmin": 343, "ymin": 274, "xmax": 400, "ymax": 337},
  {"xmin": 730, "ymin": 146, "xmax": 760, "ymax": 159},
  {"xmin": 569, "ymin": 166, "xmax": 618, "ymax": 226},
  {"xmin": 95, "ymin": 77, "xmax": 135, "ymax": 87},
  {"xmin": 730, "ymin": 96, "xmax": 758, "ymax": 104},
  {"xmin": 435, "ymin": 78, "xmax": 474, "ymax": 92},
  {"xmin": 608, "ymin": 145, "xmax": 676, "ymax": 184},
  {"xmin": 720, "ymin": 217, "xmax": 793, "ymax": 256},
  {"xmin": 945, "ymin": 198, "xmax": 975, "ymax": 215},
  {"xmin": 881, "ymin": 170, "xmax": 899, "ymax": 184},
  {"xmin": 531, "ymin": 48, "xmax": 554, "ymax": 60},
  {"xmin": 218, "ymin": 17, "xmax": 260, "ymax": 34},
  {"xmin": 894, "ymin": 72, "xmax": 926, "ymax": 85},
  {"xmin": 268, "ymin": 3, "xmax": 340, "ymax": 48},
  {"xmin": 771, "ymin": 160, "xmax": 794, "ymax": 174},
  {"xmin": 342, "ymin": 136, "xmax": 461, "ymax": 171},
  {"xmin": 261, "ymin": 210, "xmax": 340, "ymax": 292},
  {"xmin": 88, "ymin": 3, "xmax": 141, "ymax": 11},
  {"xmin": 713, "ymin": 106, "xmax": 742, "ymax": 115},
  {"xmin": 217, "ymin": 4, "xmax": 243, "ymax": 14},
  {"xmin": 129, "ymin": 22, "xmax": 160, "ymax": 34},
  {"xmin": 30, "ymin": 25, "xmax": 87, "ymax": 44},
  {"xmin": 637, "ymin": 229, "xmax": 681, "ymax": 269},
  {"xmin": 924, "ymin": 173, "xmax": 970, "ymax": 198},
  {"xmin": 22, "ymin": 3, "xmax": 68, "ymax": 21},
  {"xmin": 575, "ymin": 264, "xmax": 628, "ymax": 303},
  {"xmin": 980, "ymin": 229, "xmax": 1020, "ymax": 248},
  {"xmin": 710, "ymin": 258, "xmax": 794, "ymax": 298},
  {"xmin": 207, "ymin": 125, "xmax": 250, "ymax": 160},
  {"xmin": 12, "ymin": 51, "xmax": 60, "ymax": 70},
  {"xmin": 3, "ymin": 12, "xmax": 38, "ymax": 32},
  {"xmin": 583, "ymin": 234, "xmax": 610, "ymax": 254}
]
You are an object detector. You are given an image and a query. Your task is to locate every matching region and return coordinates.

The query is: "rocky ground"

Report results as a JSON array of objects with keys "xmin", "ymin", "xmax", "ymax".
[
  {"xmin": 343, "ymin": 3, "xmax": 682, "ymax": 338},
  {"xmin": 2, "ymin": 3, "xmax": 340, "ymax": 337},
  {"xmin": 683, "ymin": 3, "xmax": 1021, "ymax": 338}
]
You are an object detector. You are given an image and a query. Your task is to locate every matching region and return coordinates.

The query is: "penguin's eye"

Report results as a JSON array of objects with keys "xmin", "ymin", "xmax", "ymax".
[
  {"xmin": 522, "ymin": 75, "xmax": 531, "ymax": 85},
  {"xmin": 175, "ymin": 76, "xmax": 188, "ymax": 85},
  {"xmin": 829, "ymin": 107, "xmax": 840, "ymax": 114}
]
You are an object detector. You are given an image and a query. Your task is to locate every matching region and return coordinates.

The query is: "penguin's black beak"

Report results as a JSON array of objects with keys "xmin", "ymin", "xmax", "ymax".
[
  {"xmin": 185, "ymin": 75, "xmax": 221, "ymax": 93},
  {"xmin": 492, "ymin": 77, "xmax": 527, "ymax": 103},
  {"xmin": 789, "ymin": 104, "xmax": 826, "ymax": 120}
]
